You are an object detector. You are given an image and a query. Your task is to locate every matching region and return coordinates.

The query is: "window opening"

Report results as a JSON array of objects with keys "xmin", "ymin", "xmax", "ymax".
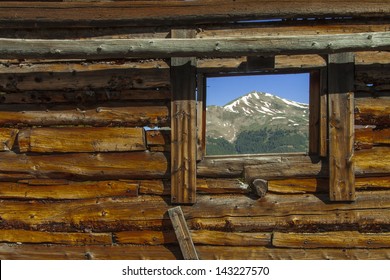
[{"xmin": 205, "ymin": 73, "xmax": 310, "ymax": 155}]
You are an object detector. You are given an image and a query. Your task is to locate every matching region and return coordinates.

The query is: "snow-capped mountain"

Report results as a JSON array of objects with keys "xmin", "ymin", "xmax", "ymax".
[{"xmin": 206, "ymin": 91, "xmax": 309, "ymax": 143}]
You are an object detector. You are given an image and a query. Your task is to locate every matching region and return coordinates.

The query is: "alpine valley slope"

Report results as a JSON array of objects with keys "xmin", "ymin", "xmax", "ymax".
[{"xmin": 206, "ymin": 91, "xmax": 309, "ymax": 155}]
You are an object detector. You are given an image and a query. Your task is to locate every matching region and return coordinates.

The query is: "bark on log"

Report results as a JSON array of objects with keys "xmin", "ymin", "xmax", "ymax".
[
  {"xmin": 355, "ymin": 127, "xmax": 390, "ymax": 149},
  {"xmin": 0, "ymin": 151, "xmax": 169, "ymax": 180},
  {"xmin": 0, "ymin": 32, "xmax": 389, "ymax": 59},
  {"xmin": 0, "ymin": 0, "xmax": 388, "ymax": 28},
  {"xmin": 273, "ymin": 231, "xmax": 390, "ymax": 249},
  {"xmin": 0, "ymin": 102, "xmax": 169, "ymax": 127},
  {"xmin": 18, "ymin": 127, "xmax": 146, "ymax": 153}
]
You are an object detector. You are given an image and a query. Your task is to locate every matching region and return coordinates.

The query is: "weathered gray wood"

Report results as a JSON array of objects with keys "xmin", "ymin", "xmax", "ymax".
[
  {"xmin": 0, "ymin": 1, "xmax": 388, "ymax": 28},
  {"xmin": 0, "ymin": 32, "xmax": 389, "ymax": 59},
  {"xmin": 168, "ymin": 206, "xmax": 199, "ymax": 260},
  {"xmin": 171, "ymin": 29, "xmax": 197, "ymax": 204},
  {"xmin": 252, "ymin": 179, "xmax": 268, "ymax": 198},
  {"xmin": 328, "ymin": 53, "xmax": 355, "ymax": 201}
]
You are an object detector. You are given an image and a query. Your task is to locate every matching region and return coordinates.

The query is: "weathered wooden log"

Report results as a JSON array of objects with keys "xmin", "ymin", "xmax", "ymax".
[
  {"xmin": 0, "ymin": 102, "xmax": 169, "ymax": 127},
  {"xmin": 273, "ymin": 231, "xmax": 390, "ymax": 249},
  {"xmin": 0, "ymin": 180, "xmax": 139, "ymax": 200},
  {"xmin": 198, "ymin": 147, "xmax": 390, "ymax": 180},
  {"xmin": 355, "ymin": 127, "xmax": 390, "ymax": 149},
  {"xmin": 0, "ymin": 229, "xmax": 112, "ymax": 245},
  {"xmin": 115, "ymin": 230, "xmax": 271, "ymax": 246},
  {"xmin": 0, "ymin": 128, "xmax": 18, "ymax": 151},
  {"xmin": 267, "ymin": 177, "xmax": 390, "ymax": 194},
  {"xmin": 0, "ymin": 32, "xmax": 389, "ymax": 59},
  {"xmin": 145, "ymin": 129, "xmax": 170, "ymax": 151},
  {"xmin": 0, "ymin": 63, "xmax": 169, "ymax": 92},
  {"xmin": 0, "ymin": 151, "xmax": 169, "ymax": 180},
  {"xmin": 0, "ymin": 1, "xmax": 388, "ymax": 28},
  {"xmin": 1, "ymin": 191, "xmax": 390, "ymax": 232},
  {"xmin": 0, "ymin": 244, "xmax": 389, "ymax": 260},
  {"xmin": 355, "ymin": 97, "xmax": 390, "ymax": 125},
  {"xmin": 0, "ymin": 89, "xmax": 171, "ymax": 104},
  {"xmin": 0, "ymin": 244, "xmax": 182, "ymax": 260},
  {"xmin": 252, "ymin": 179, "xmax": 268, "ymax": 198},
  {"xmin": 18, "ymin": 127, "xmax": 146, "ymax": 153}
]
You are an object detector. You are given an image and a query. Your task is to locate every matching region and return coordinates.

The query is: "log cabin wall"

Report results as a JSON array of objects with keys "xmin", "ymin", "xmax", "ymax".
[{"xmin": 0, "ymin": 0, "xmax": 389, "ymax": 259}]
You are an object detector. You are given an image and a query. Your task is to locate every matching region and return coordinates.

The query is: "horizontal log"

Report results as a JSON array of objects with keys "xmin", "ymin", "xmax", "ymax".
[
  {"xmin": 0, "ymin": 229, "xmax": 112, "ymax": 245},
  {"xmin": 0, "ymin": 32, "xmax": 389, "ymax": 59},
  {"xmin": 0, "ymin": 128, "xmax": 18, "ymax": 151},
  {"xmin": 198, "ymin": 153, "xmax": 309, "ymax": 178},
  {"xmin": 0, "ymin": 243, "xmax": 389, "ymax": 260},
  {"xmin": 114, "ymin": 230, "xmax": 271, "ymax": 246},
  {"xmin": 0, "ymin": 102, "xmax": 169, "ymax": 127},
  {"xmin": 199, "ymin": 147, "xmax": 390, "ymax": 180},
  {"xmin": 0, "ymin": 151, "xmax": 169, "ymax": 181},
  {"xmin": 0, "ymin": 62, "xmax": 169, "ymax": 92},
  {"xmin": 273, "ymin": 231, "xmax": 390, "ymax": 249},
  {"xmin": 268, "ymin": 177, "xmax": 390, "ymax": 194},
  {"xmin": 18, "ymin": 127, "xmax": 146, "ymax": 153},
  {"xmin": 0, "ymin": 1, "xmax": 388, "ymax": 28},
  {"xmin": 198, "ymin": 22, "xmax": 390, "ymax": 39},
  {"xmin": 355, "ymin": 127, "xmax": 390, "ymax": 149},
  {"xmin": 0, "ymin": 244, "xmax": 181, "ymax": 260},
  {"xmin": 355, "ymin": 97, "xmax": 390, "ymax": 125},
  {"xmin": 1, "ymin": 191, "xmax": 390, "ymax": 232},
  {"xmin": 0, "ymin": 89, "xmax": 171, "ymax": 104},
  {"xmin": 197, "ymin": 246, "xmax": 390, "ymax": 260},
  {"xmin": 0, "ymin": 180, "xmax": 138, "ymax": 200}
]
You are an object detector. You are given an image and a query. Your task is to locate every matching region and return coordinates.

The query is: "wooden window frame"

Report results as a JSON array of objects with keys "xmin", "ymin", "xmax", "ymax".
[{"xmin": 196, "ymin": 68, "xmax": 325, "ymax": 161}]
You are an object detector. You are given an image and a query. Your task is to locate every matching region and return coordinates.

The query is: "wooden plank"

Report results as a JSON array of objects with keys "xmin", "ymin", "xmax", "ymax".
[
  {"xmin": 328, "ymin": 52, "xmax": 355, "ymax": 201},
  {"xmin": 0, "ymin": 102, "xmax": 169, "ymax": 128},
  {"xmin": 273, "ymin": 231, "xmax": 390, "ymax": 248},
  {"xmin": 0, "ymin": 151, "xmax": 169, "ymax": 180},
  {"xmin": 168, "ymin": 206, "xmax": 199, "ymax": 260},
  {"xmin": 309, "ymin": 70, "xmax": 320, "ymax": 155},
  {"xmin": 319, "ymin": 68, "xmax": 328, "ymax": 157},
  {"xmin": 0, "ymin": 180, "xmax": 138, "ymax": 200},
  {"xmin": 0, "ymin": 32, "xmax": 389, "ymax": 59},
  {"xmin": 170, "ymin": 29, "xmax": 197, "ymax": 204},
  {"xmin": 115, "ymin": 230, "xmax": 177, "ymax": 245},
  {"xmin": 0, "ymin": 128, "xmax": 18, "ymax": 151},
  {"xmin": 196, "ymin": 73, "xmax": 206, "ymax": 161},
  {"xmin": 0, "ymin": 1, "xmax": 388, "ymax": 28},
  {"xmin": 18, "ymin": 127, "xmax": 146, "ymax": 153},
  {"xmin": 0, "ymin": 230, "xmax": 112, "ymax": 245}
]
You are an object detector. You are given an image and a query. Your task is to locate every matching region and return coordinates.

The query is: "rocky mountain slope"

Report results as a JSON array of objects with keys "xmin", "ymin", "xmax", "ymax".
[{"xmin": 206, "ymin": 91, "xmax": 309, "ymax": 155}]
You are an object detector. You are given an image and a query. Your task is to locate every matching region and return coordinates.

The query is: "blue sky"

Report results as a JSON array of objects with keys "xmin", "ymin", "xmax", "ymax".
[{"xmin": 206, "ymin": 73, "xmax": 310, "ymax": 106}]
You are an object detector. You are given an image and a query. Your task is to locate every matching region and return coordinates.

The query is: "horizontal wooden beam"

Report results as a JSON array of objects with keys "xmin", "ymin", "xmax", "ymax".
[
  {"xmin": 0, "ymin": 32, "xmax": 389, "ymax": 59},
  {"xmin": 18, "ymin": 127, "xmax": 146, "ymax": 153},
  {"xmin": 0, "ymin": 1, "xmax": 388, "ymax": 28}
]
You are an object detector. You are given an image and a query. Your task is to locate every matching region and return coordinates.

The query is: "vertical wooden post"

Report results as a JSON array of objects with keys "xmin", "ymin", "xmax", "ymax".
[
  {"xmin": 168, "ymin": 206, "xmax": 199, "ymax": 260},
  {"xmin": 196, "ymin": 73, "xmax": 206, "ymax": 161},
  {"xmin": 319, "ymin": 68, "xmax": 328, "ymax": 157},
  {"xmin": 328, "ymin": 52, "xmax": 355, "ymax": 201},
  {"xmin": 171, "ymin": 29, "xmax": 197, "ymax": 204}
]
